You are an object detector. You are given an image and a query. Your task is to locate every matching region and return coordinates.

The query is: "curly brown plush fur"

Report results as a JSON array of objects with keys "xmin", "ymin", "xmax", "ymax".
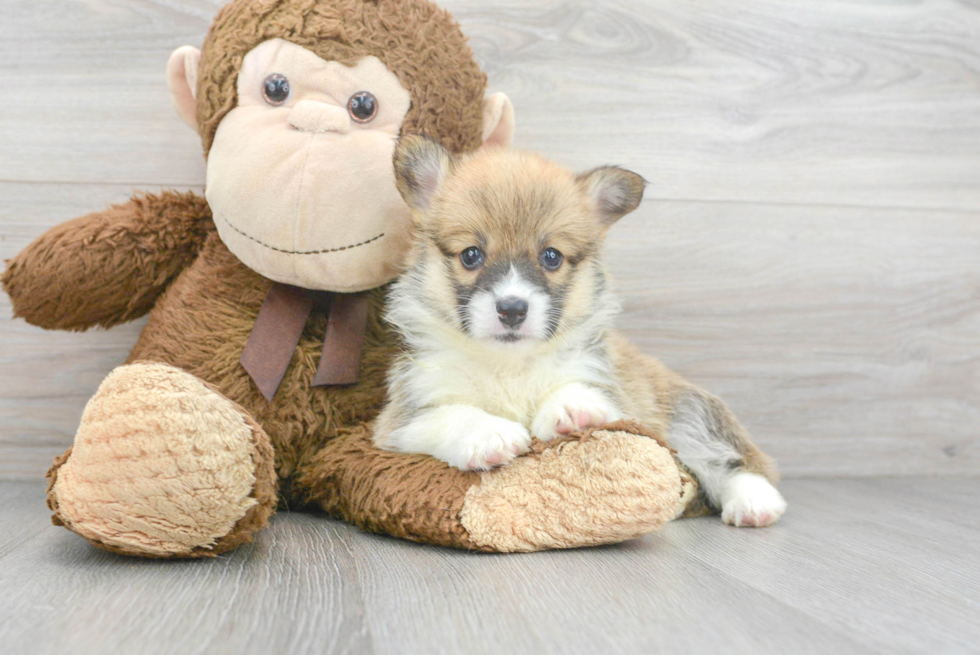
[
  {"xmin": 2, "ymin": 192, "xmax": 212, "ymax": 331},
  {"xmin": 2, "ymin": 0, "xmax": 695, "ymax": 557},
  {"xmin": 127, "ymin": 228, "xmax": 397, "ymax": 483},
  {"xmin": 196, "ymin": 0, "xmax": 487, "ymax": 154}
]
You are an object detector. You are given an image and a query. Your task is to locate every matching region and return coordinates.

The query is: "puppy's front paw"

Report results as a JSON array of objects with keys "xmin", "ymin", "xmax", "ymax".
[
  {"xmin": 446, "ymin": 416, "xmax": 532, "ymax": 471},
  {"xmin": 531, "ymin": 384, "xmax": 622, "ymax": 442},
  {"xmin": 721, "ymin": 472, "xmax": 787, "ymax": 527}
]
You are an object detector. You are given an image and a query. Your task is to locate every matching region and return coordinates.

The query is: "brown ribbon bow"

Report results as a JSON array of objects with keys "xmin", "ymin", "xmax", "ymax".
[{"xmin": 240, "ymin": 282, "xmax": 370, "ymax": 401}]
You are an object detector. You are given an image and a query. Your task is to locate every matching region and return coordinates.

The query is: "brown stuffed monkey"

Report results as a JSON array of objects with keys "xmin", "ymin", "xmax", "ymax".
[{"xmin": 2, "ymin": 0, "xmax": 702, "ymax": 558}]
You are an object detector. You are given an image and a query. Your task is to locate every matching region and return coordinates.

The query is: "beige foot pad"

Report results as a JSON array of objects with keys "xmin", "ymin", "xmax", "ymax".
[
  {"xmin": 460, "ymin": 421, "xmax": 683, "ymax": 552},
  {"xmin": 47, "ymin": 362, "xmax": 277, "ymax": 558}
]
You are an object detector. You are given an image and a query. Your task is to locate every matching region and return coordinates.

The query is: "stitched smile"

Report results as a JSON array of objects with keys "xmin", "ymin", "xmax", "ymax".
[{"xmin": 217, "ymin": 214, "xmax": 384, "ymax": 255}]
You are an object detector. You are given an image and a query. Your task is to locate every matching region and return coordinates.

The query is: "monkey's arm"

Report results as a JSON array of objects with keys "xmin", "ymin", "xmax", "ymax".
[
  {"xmin": 291, "ymin": 420, "xmax": 683, "ymax": 552},
  {"xmin": 2, "ymin": 191, "xmax": 213, "ymax": 331}
]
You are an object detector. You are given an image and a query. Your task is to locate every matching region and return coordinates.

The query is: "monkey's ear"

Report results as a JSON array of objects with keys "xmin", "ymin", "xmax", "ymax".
[
  {"xmin": 393, "ymin": 135, "xmax": 455, "ymax": 213},
  {"xmin": 577, "ymin": 166, "xmax": 647, "ymax": 225},
  {"xmin": 167, "ymin": 46, "xmax": 201, "ymax": 130},
  {"xmin": 481, "ymin": 92, "xmax": 515, "ymax": 149}
]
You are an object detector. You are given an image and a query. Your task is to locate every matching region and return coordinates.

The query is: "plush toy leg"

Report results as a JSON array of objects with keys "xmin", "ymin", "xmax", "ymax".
[
  {"xmin": 46, "ymin": 362, "xmax": 277, "ymax": 558},
  {"xmin": 294, "ymin": 420, "xmax": 693, "ymax": 552}
]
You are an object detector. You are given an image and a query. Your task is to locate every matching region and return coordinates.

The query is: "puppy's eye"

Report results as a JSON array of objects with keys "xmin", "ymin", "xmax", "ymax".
[
  {"xmin": 540, "ymin": 247, "xmax": 564, "ymax": 271},
  {"xmin": 460, "ymin": 246, "xmax": 485, "ymax": 270},
  {"xmin": 348, "ymin": 91, "xmax": 378, "ymax": 123},
  {"xmin": 262, "ymin": 73, "xmax": 290, "ymax": 106}
]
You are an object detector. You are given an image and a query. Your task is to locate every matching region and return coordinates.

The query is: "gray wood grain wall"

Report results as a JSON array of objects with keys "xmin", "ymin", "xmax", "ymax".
[{"xmin": 1, "ymin": 0, "xmax": 978, "ymax": 479}]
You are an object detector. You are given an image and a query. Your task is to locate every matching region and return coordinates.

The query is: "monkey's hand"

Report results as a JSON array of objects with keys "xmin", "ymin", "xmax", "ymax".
[{"xmin": 2, "ymin": 191, "xmax": 212, "ymax": 331}]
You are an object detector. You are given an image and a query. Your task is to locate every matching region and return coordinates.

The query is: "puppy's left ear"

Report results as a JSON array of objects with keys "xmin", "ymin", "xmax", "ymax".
[
  {"xmin": 577, "ymin": 166, "xmax": 646, "ymax": 225},
  {"xmin": 393, "ymin": 135, "xmax": 455, "ymax": 213}
]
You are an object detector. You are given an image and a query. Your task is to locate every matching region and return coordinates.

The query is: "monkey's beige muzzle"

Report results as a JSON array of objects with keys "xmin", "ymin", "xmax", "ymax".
[{"xmin": 288, "ymin": 99, "xmax": 351, "ymax": 134}]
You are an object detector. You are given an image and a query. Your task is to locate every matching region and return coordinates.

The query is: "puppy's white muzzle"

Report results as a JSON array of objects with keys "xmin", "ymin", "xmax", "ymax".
[{"xmin": 465, "ymin": 266, "xmax": 552, "ymax": 342}]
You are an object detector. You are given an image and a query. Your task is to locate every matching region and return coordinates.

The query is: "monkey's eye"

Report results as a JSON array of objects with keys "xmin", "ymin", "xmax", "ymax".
[
  {"xmin": 460, "ymin": 246, "xmax": 485, "ymax": 270},
  {"xmin": 348, "ymin": 91, "xmax": 378, "ymax": 123},
  {"xmin": 540, "ymin": 247, "xmax": 564, "ymax": 271},
  {"xmin": 262, "ymin": 73, "xmax": 290, "ymax": 106}
]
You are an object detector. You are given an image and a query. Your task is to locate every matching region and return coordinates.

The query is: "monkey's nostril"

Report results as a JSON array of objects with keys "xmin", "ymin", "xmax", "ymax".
[{"xmin": 495, "ymin": 297, "xmax": 528, "ymax": 328}]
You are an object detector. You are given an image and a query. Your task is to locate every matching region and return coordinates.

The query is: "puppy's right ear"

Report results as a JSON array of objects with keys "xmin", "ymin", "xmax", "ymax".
[{"xmin": 393, "ymin": 135, "xmax": 454, "ymax": 213}]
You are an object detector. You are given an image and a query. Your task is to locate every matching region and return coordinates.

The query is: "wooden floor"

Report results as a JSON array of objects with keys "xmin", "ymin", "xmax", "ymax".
[{"xmin": 0, "ymin": 477, "xmax": 976, "ymax": 655}]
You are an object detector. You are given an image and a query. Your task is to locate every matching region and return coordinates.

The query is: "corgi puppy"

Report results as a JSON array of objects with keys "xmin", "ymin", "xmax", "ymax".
[{"xmin": 375, "ymin": 136, "xmax": 787, "ymax": 528}]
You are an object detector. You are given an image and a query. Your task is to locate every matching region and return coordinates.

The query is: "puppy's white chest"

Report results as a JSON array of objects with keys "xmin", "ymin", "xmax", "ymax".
[{"xmin": 418, "ymin": 346, "xmax": 600, "ymax": 426}]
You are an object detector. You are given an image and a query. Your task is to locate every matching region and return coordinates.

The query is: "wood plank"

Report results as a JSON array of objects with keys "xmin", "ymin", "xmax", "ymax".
[
  {"xmin": 2, "ymin": 478, "xmax": 977, "ymax": 654},
  {"xmin": 0, "ymin": 479, "xmax": 884, "ymax": 655},
  {"xmin": 0, "ymin": 504, "xmax": 373, "ymax": 654},
  {"xmin": 0, "ymin": 482, "xmax": 51, "ymax": 561},
  {"xmin": 3, "ymin": 181, "xmax": 977, "ymax": 478},
  {"xmin": 469, "ymin": 0, "xmax": 980, "ymax": 210},
  {"xmin": 344, "ymin": 530, "xmax": 871, "ymax": 655},
  {"xmin": 674, "ymin": 477, "xmax": 980, "ymax": 653},
  {"xmin": 0, "ymin": 0, "xmax": 214, "ymax": 186},
  {"xmin": 842, "ymin": 476, "xmax": 980, "ymax": 526},
  {"xmin": 607, "ymin": 200, "xmax": 980, "ymax": 476},
  {"xmin": 0, "ymin": 0, "xmax": 977, "ymax": 209}
]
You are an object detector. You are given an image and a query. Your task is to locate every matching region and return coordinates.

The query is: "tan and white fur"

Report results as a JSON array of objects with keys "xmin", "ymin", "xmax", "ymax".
[{"xmin": 375, "ymin": 136, "xmax": 787, "ymax": 527}]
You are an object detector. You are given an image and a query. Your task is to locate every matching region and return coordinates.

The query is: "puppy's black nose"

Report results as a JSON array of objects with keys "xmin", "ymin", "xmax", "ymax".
[{"xmin": 496, "ymin": 297, "xmax": 528, "ymax": 328}]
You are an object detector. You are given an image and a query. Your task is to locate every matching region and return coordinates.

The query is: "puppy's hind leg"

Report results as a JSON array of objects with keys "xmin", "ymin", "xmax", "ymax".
[{"xmin": 669, "ymin": 387, "xmax": 787, "ymax": 527}]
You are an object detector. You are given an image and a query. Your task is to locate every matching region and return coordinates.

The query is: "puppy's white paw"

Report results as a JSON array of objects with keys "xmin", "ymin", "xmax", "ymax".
[
  {"xmin": 720, "ymin": 472, "xmax": 787, "ymax": 527},
  {"xmin": 531, "ymin": 384, "xmax": 622, "ymax": 441},
  {"xmin": 442, "ymin": 416, "xmax": 531, "ymax": 471}
]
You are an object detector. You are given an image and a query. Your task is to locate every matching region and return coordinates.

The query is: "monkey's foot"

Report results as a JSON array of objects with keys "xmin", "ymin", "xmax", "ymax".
[
  {"xmin": 47, "ymin": 362, "xmax": 277, "ymax": 558},
  {"xmin": 460, "ymin": 420, "xmax": 684, "ymax": 551}
]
